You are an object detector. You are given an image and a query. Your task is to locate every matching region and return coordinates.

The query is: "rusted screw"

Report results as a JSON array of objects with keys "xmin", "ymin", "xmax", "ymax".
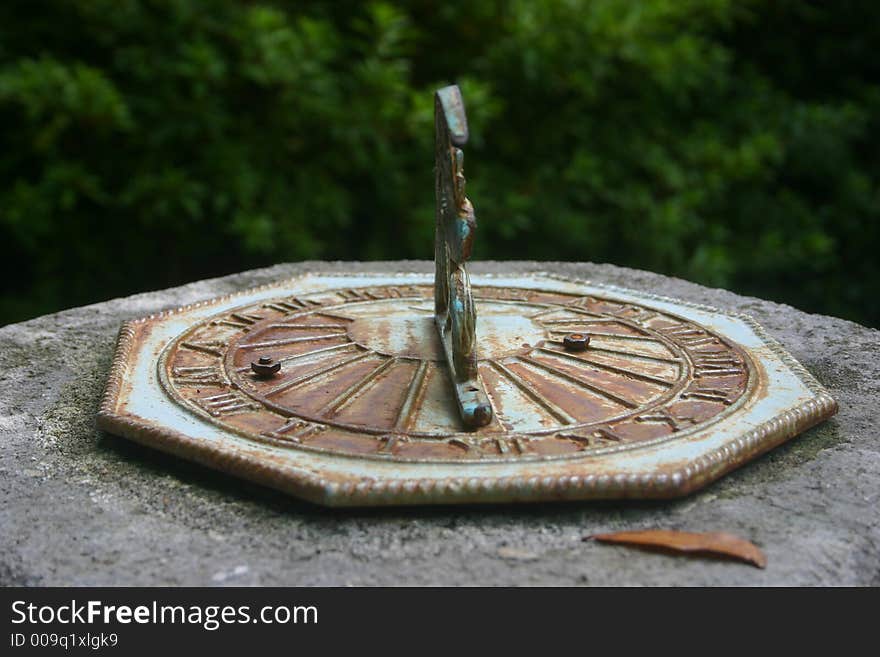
[
  {"xmin": 563, "ymin": 333, "xmax": 591, "ymax": 352},
  {"xmin": 251, "ymin": 355, "xmax": 281, "ymax": 377}
]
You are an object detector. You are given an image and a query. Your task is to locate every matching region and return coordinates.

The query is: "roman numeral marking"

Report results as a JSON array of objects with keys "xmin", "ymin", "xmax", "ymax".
[
  {"xmin": 558, "ymin": 428, "xmax": 623, "ymax": 449},
  {"xmin": 194, "ymin": 391, "xmax": 260, "ymax": 417},
  {"xmin": 384, "ymin": 286, "xmax": 422, "ymax": 298},
  {"xmin": 663, "ymin": 325, "xmax": 702, "ymax": 337},
  {"xmin": 680, "ymin": 386, "xmax": 736, "ymax": 405},
  {"xmin": 567, "ymin": 296, "xmax": 599, "ymax": 308},
  {"xmin": 635, "ymin": 409, "xmax": 696, "ymax": 431},
  {"xmin": 446, "ymin": 437, "xmax": 525, "ymax": 457},
  {"xmin": 692, "ymin": 353, "xmax": 744, "ymax": 378},
  {"xmin": 448, "ymin": 438, "xmax": 478, "ymax": 454},
  {"xmin": 262, "ymin": 418, "xmax": 324, "ymax": 443},
  {"xmin": 334, "ymin": 286, "xmax": 423, "ymax": 302},
  {"xmin": 378, "ymin": 434, "xmax": 409, "ymax": 453},
  {"xmin": 495, "ymin": 437, "xmax": 527, "ymax": 455},
  {"xmin": 212, "ymin": 312, "xmax": 264, "ymax": 330},
  {"xmin": 661, "ymin": 324, "xmax": 718, "ymax": 347},
  {"xmin": 171, "ymin": 366, "xmax": 224, "ymax": 387},
  {"xmin": 682, "ymin": 336, "xmax": 716, "ymax": 346},
  {"xmin": 180, "ymin": 340, "xmax": 226, "ymax": 357},
  {"xmin": 338, "ymin": 288, "xmax": 383, "ymax": 302},
  {"xmin": 266, "ymin": 323, "xmax": 348, "ymax": 330},
  {"xmin": 615, "ymin": 307, "xmax": 659, "ymax": 325},
  {"xmin": 262, "ymin": 297, "xmax": 323, "ymax": 314}
]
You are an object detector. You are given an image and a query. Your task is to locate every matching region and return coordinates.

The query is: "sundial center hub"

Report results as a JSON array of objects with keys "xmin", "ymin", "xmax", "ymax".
[{"xmin": 345, "ymin": 303, "xmax": 546, "ymax": 361}]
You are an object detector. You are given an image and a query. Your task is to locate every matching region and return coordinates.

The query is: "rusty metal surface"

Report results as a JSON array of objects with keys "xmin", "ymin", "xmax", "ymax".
[
  {"xmin": 97, "ymin": 272, "xmax": 838, "ymax": 506},
  {"xmin": 434, "ymin": 85, "xmax": 491, "ymax": 428}
]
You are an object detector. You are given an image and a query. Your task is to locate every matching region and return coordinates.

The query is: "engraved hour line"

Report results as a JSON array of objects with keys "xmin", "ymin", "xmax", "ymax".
[
  {"xmin": 529, "ymin": 306, "xmax": 605, "ymax": 320},
  {"xmin": 539, "ymin": 318, "xmax": 630, "ymax": 325},
  {"xmin": 473, "ymin": 294, "xmax": 529, "ymax": 303},
  {"xmin": 263, "ymin": 351, "xmax": 372, "ymax": 397},
  {"xmin": 234, "ymin": 341, "xmax": 359, "ymax": 373},
  {"xmin": 394, "ymin": 361, "xmax": 431, "ymax": 432},
  {"xmin": 536, "ymin": 346, "xmax": 675, "ymax": 387},
  {"xmin": 517, "ymin": 356, "xmax": 639, "ymax": 409},
  {"xmin": 544, "ymin": 339, "xmax": 681, "ymax": 365},
  {"xmin": 237, "ymin": 333, "xmax": 348, "ymax": 350},
  {"xmin": 314, "ymin": 311, "xmax": 357, "ymax": 322},
  {"xmin": 485, "ymin": 360, "xmax": 576, "ymax": 425},
  {"xmin": 317, "ymin": 358, "xmax": 397, "ymax": 416},
  {"xmin": 379, "ymin": 434, "xmax": 409, "ymax": 453},
  {"xmin": 546, "ymin": 329, "xmax": 662, "ymax": 341}
]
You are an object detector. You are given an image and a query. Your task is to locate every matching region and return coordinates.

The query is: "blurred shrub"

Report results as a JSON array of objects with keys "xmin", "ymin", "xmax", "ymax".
[{"xmin": 0, "ymin": 0, "xmax": 877, "ymax": 326}]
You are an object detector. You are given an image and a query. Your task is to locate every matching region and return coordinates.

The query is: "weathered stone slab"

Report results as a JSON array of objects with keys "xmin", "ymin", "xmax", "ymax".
[{"xmin": 1, "ymin": 261, "xmax": 876, "ymax": 585}]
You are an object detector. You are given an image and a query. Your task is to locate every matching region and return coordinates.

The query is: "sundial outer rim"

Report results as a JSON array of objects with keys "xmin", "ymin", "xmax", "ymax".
[
  {"xmin": 157, "ymin": 285, "xmax": 754, "ymax": 460},
  {"xmin": 97, "ymin": 271, "xmax": 839, "ymax": 507}
]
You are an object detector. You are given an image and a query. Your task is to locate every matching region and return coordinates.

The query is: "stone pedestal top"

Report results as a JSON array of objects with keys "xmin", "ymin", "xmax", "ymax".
[{"xmin": 1, "ymin": 261, "xmax": 876, "ymax": 585}]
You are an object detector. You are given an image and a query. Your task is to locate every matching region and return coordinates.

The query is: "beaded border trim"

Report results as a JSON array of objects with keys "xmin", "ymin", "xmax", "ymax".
[{"xmin": 97, "ymin": 270, "xmax": 839, "ymax": 506}]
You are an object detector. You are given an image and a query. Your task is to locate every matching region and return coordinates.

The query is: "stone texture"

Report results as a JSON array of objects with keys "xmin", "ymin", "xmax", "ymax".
[{"xmin": 0, "ymin": 261, "xmax": 876, "ymax": 586}]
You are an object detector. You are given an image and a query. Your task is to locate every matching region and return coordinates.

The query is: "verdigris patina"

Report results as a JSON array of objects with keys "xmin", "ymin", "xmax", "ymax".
[{"xmin": 0, "ymin": 261, "xmax": 875, "ymax": 584}]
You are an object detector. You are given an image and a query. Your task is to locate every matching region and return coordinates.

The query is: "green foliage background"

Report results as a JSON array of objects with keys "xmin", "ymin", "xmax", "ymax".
[{"xmin": 1, "ymin": 0, "xmax": 878, "ymax": 327}]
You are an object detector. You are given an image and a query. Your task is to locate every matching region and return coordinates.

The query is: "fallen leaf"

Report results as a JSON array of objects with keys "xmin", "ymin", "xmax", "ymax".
[{"xmin": 584, "ymin": 529, "xmax": 767, "ymax": 569}]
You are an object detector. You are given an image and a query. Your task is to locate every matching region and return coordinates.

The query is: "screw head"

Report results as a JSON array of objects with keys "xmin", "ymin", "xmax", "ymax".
[
  {"xmin": 563, "ymin": 332, "xmax": 591, "ymax": 352},
  {"xmin": 251, "ymin": 355, "xmax": 281, "ymax": 377}
]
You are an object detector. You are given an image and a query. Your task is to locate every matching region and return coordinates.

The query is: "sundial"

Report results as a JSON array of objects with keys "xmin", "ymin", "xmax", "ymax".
[{"xmin": 98, "ymin": 85, "xmax": 838, "ymax": 506}]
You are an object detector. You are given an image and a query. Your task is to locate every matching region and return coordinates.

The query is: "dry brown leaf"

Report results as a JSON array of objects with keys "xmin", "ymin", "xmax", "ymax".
[{"xmin": 585, "ymin": 529, "xmax": 767, "ymax": 569}]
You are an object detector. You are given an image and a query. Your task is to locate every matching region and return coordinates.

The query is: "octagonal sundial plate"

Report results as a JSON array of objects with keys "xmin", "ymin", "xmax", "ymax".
[{"xmin": 97, "ymin": 272, "xmax": 837, "ymax": 506}]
